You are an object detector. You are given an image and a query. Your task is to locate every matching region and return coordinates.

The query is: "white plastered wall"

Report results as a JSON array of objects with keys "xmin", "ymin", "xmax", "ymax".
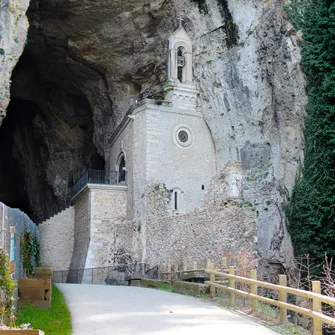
[{"xmin": 134, "ymin": 101, "xmax": 217, "ymax": 215}]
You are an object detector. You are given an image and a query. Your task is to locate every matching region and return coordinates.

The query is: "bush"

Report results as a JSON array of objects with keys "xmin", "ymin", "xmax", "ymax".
[
  {"xmin": 20, "ymin": 229, "xmax": 40, "ymax": 278},
  {"xmin": 0, "ymin": 248, "xmax": 16, "ymax": 327}
]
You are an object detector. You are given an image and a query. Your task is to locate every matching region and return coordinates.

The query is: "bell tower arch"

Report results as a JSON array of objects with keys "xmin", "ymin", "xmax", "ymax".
[
  {"xmin": 167, "ymin": 19, "xmax": 194, "ymax": 84},
  {"xmin": 165, "ymin": 19, "xmax": 198, "ymax": 110}
]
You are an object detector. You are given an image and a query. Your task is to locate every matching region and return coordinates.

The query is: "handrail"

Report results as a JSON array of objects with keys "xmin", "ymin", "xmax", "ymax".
[
  {"xmin": 71, "ymin": 169, "xmax": 119, "ymax": 198},
  {"xmin": 205, "ymin": 280, "xmax": 335, "ymax": 328},
  {"xmin": 204, "ymin": 265, "xmax": 333, "ymax": 335},
  {"xmin": 205, "ymin": 269, "xmax": 335, "ymax": 307},
  {"xmin": 158, "ymin": 258, "xmax": 335, "ymax": 334}
]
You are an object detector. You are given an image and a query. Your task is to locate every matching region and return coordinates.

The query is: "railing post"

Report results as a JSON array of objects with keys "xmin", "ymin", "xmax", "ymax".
[
  {"xmin": 194, "ymin": 261, "xmax": 198, "ymax": 271},
  {"xmin": 207, "ymin": 259, "xmax": 211, "ymax": 270},
  {"xmin": 229, "ymin": 266, "xmax": 235, "ymax": 307},
  {"xmin": 168, "ymin": 264, "xmax": 171, "ymax": 282},
  {"xmin": 175, "ymin": 264, "xmax": 179, "ymax": 280},
  {"xmin": 250, "ymin": 269, "xmax": 257, "ymax": 312},
  {"xmin": 312, "ymin": 281, "xmax": 322, "ymax": 335},
  {"xmin": 279, "ymin": 274, "xmax": 287, "ymax": 323},
  {"xmin": 184, "ymin": 265, "xmax": 188, "ymax": 272},
  {"xmin": 210, "ymin": 262, "xmax": 216, "ymax": 298}
]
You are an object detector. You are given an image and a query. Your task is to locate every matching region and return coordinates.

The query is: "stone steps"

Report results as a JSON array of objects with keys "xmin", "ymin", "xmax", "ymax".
[{"xmin": 38, "ymin": 206, "xmax": 75, "ymax": 271}]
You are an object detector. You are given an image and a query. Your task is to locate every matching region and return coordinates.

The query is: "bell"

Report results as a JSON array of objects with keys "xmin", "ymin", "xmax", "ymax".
[{"xmin": 177, "ymin": 55, "xmax": 186, "ymax": 67}]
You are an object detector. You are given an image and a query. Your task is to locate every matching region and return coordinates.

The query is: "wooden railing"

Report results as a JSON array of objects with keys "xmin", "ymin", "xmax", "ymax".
[
  {"xmin": 205, "ymin": 263, "xmax": 335, "ymax": 335},
  {"xmin": 158, "ymin": 259, "xmax": 335, "ymax": 335}
]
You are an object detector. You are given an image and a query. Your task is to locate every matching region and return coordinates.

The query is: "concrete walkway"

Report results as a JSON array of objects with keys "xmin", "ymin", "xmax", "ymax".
[{"xmin": 57, "ymin": 284, "xmax": 280, "ymax": 335}]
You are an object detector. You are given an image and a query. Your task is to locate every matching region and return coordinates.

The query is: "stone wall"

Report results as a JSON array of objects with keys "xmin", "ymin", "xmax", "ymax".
[
  {"xmin": 146, "ymin": 163, "xmax": 257, "ymax": 267},
  {"xmin": 39, "ymin": 206, "xmax": 75, "ymax": 271},
  {"xmin": 111, "ymin": 163, "xmax": 257, "ymax": 268},
  {"xmin": 69, "ymin": 189, "xmax": 91, "ymax": 272},
  {"xmin": 84, "ymin": 185, "xmax": 127, "ymax": 268},
  {"xmin": 109, "ymin": 99, "xmax": 217, "ymax": 220},
  {"xmin": 108, "ymin": 113, "xmax": 137, "ymax": 219},
  {"xmin": 142, "ymin": 102, "xmax": 217, "ymax": 215}
]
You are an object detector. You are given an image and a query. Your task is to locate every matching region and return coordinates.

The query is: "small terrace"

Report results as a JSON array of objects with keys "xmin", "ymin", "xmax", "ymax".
[{"xmin": 71, "ymin": 169, "xmax": 126, "ymax": 199}]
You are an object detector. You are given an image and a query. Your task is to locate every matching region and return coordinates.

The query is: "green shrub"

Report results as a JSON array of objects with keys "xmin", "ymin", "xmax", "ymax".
[
  {"xmin": 20, "ymin": 229, "xmax": 40, "ymax": 278},
  {"xmin": 0, "ymin": 248, "xmax": 16, "ymax": 327}
]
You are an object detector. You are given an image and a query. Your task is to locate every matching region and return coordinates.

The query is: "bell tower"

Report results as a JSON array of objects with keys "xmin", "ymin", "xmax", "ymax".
[{"xmin": 165, "ymin": 19, "xmax": 198, "ymax": 110}]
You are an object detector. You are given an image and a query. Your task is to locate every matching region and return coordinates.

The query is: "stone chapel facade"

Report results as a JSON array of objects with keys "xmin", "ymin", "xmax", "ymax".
[
  {"xmin": 107, "ymin": 24, "xmax": 216, "ymax": 220},
  {"xmin": 39, "ymin": 25, "xmax": 257, "ymax": 276}
]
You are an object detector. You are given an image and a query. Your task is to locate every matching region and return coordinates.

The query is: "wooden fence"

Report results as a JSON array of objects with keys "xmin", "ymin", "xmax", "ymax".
[{"xmin": 159, "ymin": 259, "xmax": 335, "ymax": 335}]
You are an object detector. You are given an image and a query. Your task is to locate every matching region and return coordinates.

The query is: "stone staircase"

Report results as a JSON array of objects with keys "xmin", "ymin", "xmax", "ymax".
[{"xmin": 38, "ymin": 206, "xmax": 75, "ymax": 271}]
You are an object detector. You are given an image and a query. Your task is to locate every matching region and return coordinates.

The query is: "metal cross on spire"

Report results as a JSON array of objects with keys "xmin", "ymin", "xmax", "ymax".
[{"xmin": 178, "ymin": 16, "xmax": 184, "ymax": 28}]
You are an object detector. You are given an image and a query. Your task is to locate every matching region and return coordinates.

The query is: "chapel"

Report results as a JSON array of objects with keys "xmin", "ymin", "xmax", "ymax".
[{"xmin": 107, "ymin": 21, "xmax": 216, "ymax": 219}]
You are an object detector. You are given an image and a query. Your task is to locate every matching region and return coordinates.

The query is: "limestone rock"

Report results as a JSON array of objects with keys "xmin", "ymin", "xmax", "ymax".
[{"xmin": 0, "ymin": 0, "xmax": 30, "ymax": 126}]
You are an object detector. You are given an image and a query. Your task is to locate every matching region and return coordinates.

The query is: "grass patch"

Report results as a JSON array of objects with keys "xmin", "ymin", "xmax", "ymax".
[
  {"xmin": 16, "ymin": 285, "xmax": 72, "ymax": 335},
  {"xmin": 200, "ymin": 294, "xmax": 209, "ymax": 300},
  {"xmin": 156, "ymin": 283, "xmax": 174, "ymax": 292}
]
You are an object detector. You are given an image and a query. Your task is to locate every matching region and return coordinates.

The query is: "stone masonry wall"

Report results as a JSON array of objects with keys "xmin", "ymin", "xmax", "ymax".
[
  {"xmin": 69, "ymin": 189, "xmax": 91, "ymax": 272},
  {"xmin": 143, "ymin": 102, "xmax": 217, "ymax": 214},
  {"xmin": 144, "ymin": 163, "xmax": 257, "ymax": 268},
  {"xmin": 39, "ymin": 206, "xmax": 75, "ymax": 271},
  {"xmin": 108, "ymin": 118, "xmax": 135, "ymax": 218},
  {"xmin": 111, "ymin": 163, "xmax": 257, "ymax": 269},
  {"xmin": 84, "ymin": 185, "xmax": 127, "ymax": 268}
]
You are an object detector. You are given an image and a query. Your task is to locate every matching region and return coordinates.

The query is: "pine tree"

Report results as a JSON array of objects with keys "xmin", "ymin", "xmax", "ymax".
[{"xmin": 286, "ymin": 0, "xmax": 335, "ymax": 263}]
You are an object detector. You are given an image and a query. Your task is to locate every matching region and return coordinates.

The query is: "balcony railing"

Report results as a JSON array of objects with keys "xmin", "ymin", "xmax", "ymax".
[{"xmin": 71, "ymin": 169, "xmax": 120, "ymax": 198}]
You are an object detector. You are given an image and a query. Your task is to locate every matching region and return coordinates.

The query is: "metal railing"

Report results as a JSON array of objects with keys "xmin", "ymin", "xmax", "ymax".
[
  {"xmin": 53, "ymin": 263, "xmax": 156, "ymax": 285},
  {"xmin": 71, "ymin": 169, "xmax": 119, "ymax": 198}
]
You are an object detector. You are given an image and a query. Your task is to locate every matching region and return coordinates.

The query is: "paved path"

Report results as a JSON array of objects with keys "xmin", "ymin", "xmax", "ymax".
[{"xmin": 57, "ymin": 284, "xmax": 280, "ymax": 335}]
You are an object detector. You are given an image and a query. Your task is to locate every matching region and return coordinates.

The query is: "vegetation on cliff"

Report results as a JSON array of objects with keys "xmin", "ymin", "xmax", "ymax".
[{"xmin": 286, "ymin": 0, "xmax": 335, "ymax": 264}]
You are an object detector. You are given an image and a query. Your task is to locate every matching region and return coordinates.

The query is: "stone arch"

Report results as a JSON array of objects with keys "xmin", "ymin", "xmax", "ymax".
[
  {"xmin": 116, "ymin": 152, "xmax": 126, "ymax": 184},
  {"xmin": 177, "ymin": 46, "xmax": 187, "ymax": 82}
]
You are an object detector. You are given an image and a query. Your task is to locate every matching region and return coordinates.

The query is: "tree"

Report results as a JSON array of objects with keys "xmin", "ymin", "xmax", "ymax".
[{"xmin": 286, "ymin": 0, "xmax": 335, "ymax": 264}]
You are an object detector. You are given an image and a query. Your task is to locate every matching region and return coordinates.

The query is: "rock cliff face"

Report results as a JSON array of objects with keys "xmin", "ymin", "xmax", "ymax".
[
  {"xmin": 0, "ymin": 0, "xmax": 306, "ymax": 266},
  {"xmin": 0, "ymin": 0, "xmax": 29, "ymax": 125}
]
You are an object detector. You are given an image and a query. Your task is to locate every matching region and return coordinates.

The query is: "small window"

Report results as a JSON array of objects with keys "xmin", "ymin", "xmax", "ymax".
[
  {"xmin": 171, "ymin": 188, "xmax": 183, "ymax": 211},
  {"xmin": 178, "ymin": 130, "xmax": 188, "ymax": 143},
  {"xmin": 118, "ymin": 155, "xmax": 126, "ymax": 183}
]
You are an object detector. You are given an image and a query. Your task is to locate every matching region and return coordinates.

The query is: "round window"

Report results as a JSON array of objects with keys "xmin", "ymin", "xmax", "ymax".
[
  {"xmin": 178, "ymin": 130, "xmax": 189, "ymax": 143},
  {"xmin": 173, "ymin": 125, "xmax": 194, "ymax": 148}
]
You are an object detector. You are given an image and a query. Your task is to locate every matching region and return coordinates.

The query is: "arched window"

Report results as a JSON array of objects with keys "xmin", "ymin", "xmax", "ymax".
[
  {"xmin": 177, "ymin": 47, "xmax": 186, "ymax": 82},
  {"xmin": 118, "ymin": 154, "xmax": 126, "ymax": 183}
]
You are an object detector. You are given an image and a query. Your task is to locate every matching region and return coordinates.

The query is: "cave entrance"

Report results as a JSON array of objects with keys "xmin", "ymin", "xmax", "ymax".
[{"xmin": 0, "ymin": 98, "xmax": 40, "ymax": 215}]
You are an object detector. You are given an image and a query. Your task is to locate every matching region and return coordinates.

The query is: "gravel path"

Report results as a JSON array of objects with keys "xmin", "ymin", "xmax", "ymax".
[{"xmin": 57, "ymin": 284, "xmax": 280, "ymax": 335}]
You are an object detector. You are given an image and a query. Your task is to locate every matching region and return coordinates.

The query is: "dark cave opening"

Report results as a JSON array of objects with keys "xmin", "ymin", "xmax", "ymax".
[
  {"xmin": 0, "ymin": 34, "xmax": 105, "ymax": 222},
  {"xmin": 0, "ymin": 98, "xmax": 38, "ymax": 214}
]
